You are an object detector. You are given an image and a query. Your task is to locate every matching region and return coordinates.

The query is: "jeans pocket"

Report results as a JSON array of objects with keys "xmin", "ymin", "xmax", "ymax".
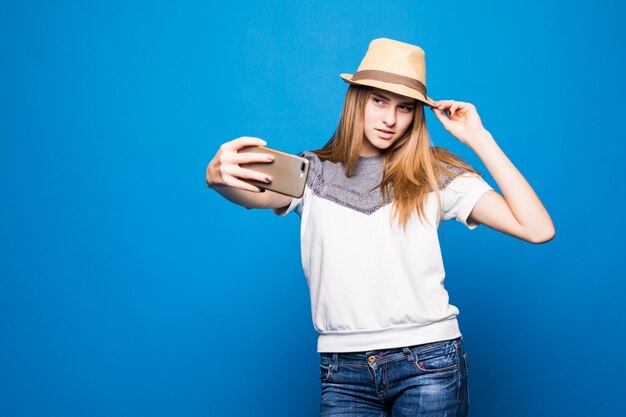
[{"xmin": 413, "ymin": 343, "xmax": 459, "ymax": 374}]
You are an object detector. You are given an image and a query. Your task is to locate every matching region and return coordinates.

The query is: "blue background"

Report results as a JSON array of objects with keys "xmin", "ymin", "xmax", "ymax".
[{"xmin": 2, "ymin": 0, "xmax": 625, "ymax": 416}]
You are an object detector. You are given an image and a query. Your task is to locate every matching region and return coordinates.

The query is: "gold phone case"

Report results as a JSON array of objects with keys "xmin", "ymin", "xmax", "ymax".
[{"xmin": 238, "ymin": 146, "xmax": 310, "ymax": 198}]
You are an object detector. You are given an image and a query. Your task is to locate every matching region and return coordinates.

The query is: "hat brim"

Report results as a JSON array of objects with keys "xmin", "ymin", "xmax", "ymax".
[{"xmin": 340, "ymin": 73, "xmax": 436, "ymax": 107}]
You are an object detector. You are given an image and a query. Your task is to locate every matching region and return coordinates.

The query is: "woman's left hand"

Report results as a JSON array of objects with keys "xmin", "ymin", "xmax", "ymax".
[{"xmin": 430, "ymin": 100, "xmax": 489, "ymax": 146}]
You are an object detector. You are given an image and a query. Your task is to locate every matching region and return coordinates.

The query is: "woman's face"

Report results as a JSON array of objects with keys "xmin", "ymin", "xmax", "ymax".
[{"xmin": 361, "ymin": 88, "xmax": 416, "ymax": 156}]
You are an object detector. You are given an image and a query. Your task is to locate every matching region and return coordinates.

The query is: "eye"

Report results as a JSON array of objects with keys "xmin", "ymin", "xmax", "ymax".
[{"xmin": 399, "ymin": 105, "xmax": 414, "ymax": 113}]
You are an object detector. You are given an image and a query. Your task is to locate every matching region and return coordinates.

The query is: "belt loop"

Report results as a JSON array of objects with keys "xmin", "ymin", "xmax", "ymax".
[
  {"xmin": 454, "ymin": 336, "xmax": 463, "ymax": 349},
  {"xmin": 331, "ymin": 353, "xmax": 339, "ymax": 373},
  {"xmin": 402, "ymin": 347, "xmax": 415, "ymax": 363}
]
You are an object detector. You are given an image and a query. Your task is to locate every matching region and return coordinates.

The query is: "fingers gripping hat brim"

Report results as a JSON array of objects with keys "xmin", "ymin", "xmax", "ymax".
[{"xmin": 341, "ymin": 73, "xmax": 436, "ymax": 107}]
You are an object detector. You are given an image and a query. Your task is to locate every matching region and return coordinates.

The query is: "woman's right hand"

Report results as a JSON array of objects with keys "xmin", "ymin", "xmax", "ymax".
[{"xmin": 206, "ymin": 136, "xmax": 275, "ymax": 193}]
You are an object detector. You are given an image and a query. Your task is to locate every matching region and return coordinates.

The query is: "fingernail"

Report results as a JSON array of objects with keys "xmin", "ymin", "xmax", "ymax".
[
  {"xmin": 267, "ymin": 155, "xmax": 274, "ymax": 161},
  {"xmin": 265, "ymin": 176, "xmax": 272, "ymax": 183}
]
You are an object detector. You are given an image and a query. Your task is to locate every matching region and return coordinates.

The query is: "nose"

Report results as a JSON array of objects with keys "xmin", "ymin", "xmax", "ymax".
[{"xmin": 382, "ymin": 107, "xmax": 396, "ymax": 127}]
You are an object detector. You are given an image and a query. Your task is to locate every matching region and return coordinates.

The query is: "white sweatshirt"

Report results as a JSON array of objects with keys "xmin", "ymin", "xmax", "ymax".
[{"xmin": 274, "ymin": 151, "xmax": 493, "ymax": 353}]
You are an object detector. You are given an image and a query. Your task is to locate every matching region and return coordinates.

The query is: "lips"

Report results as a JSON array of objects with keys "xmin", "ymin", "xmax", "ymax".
[{"xmin": 375, "ymin": 128, "xmax": 395, "ymax": 139}]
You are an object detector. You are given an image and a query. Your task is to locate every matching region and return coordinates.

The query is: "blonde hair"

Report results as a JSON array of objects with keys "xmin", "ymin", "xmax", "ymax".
[{"xmin": 313, "ymin": 85, "xmax": 481, "ymax": 230}]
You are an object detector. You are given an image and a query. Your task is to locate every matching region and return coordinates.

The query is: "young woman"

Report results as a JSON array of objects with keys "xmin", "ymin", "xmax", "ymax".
[{"xmin": 206, "ymin": 38, "xmax": 554, "ymax": 417}]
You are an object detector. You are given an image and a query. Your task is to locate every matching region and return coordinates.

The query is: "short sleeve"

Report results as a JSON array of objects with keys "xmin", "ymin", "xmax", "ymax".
[
  {"xmin": 272, "ymin": 150, "xmax": 318, "ymax": 217},
  {"xmin": 441, "ymin": 172, "xmax": 494, "ymax": 229},
  {"xmin": 272, "ymin": 195, "xmax": 303, "ymax": 216}
]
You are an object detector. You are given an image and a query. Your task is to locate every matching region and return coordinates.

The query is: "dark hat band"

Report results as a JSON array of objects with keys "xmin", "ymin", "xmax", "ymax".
[{"xmin": 351, "ymin": 70, "xmax": 427, "ymax": 97}]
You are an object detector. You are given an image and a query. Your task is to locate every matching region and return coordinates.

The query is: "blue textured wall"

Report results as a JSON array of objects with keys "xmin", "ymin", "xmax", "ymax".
[{"xmin": 2, "ymin": 1, "xmax": 625, "ymax": 416}]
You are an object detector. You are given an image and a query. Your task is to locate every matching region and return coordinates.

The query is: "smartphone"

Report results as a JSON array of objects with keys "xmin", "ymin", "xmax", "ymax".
[{"xmin": 238, "ymin": 146, "xmax": 310, "ymax": 198}]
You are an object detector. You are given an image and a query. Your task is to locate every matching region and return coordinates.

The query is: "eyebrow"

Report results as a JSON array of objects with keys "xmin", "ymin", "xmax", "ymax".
[{"xmin": 372, "ymin": 91, "xmax": 415, "ymax": 106}]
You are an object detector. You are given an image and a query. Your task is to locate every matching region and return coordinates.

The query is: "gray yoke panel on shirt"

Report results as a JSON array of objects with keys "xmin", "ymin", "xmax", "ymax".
[{"xmin": 299, "ymin": 151, "xmax": 465, "ymax": 216}]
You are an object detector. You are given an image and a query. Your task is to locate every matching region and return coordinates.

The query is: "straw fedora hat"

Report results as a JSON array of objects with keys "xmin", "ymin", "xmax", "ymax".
[{"xmin": 341, "ymin": 38, "xmax": 436, "ymax": 107}]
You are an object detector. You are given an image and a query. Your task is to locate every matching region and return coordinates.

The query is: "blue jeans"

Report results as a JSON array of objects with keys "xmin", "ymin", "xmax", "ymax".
[{"xmin": 319, "ymin": 336, "xmax": 469, "ymax": 417}]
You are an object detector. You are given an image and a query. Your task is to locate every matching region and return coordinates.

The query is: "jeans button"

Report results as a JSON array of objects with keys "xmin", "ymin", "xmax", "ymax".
[{"xmin": 368, "ymin": 355, "xmax": 376, "ymax": 363}]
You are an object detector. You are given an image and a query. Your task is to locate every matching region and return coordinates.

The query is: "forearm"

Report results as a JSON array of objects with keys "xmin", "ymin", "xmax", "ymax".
[
  {"xmin": 208, "ymin": 182, "xmax": 269, "ymax": 209},
  {"xmin": 467, "ymin": 130, "xmax": 555, "ymax": 237}
]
